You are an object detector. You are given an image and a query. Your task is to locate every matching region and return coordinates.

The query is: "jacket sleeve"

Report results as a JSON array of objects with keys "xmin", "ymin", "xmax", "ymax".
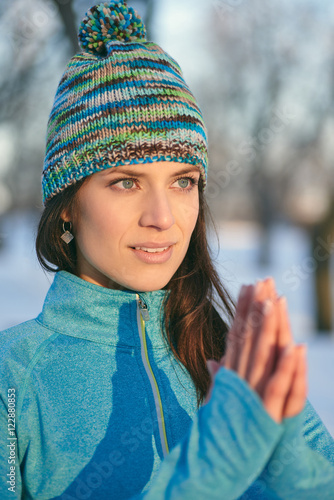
[
  {"xmin": 133, "ymin": 367, "xmax": 284, "ymax": 500},
  {"xmin": 243, "ymin": 400, "xmax": 334, "ymax": 499},
  {"xmin": 0, "ymin": 392, "xmax": 22, "ymax": 499}
]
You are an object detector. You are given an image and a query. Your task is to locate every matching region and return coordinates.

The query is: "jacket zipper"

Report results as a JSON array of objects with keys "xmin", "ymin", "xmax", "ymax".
[{"xmin": 136, "ymin": 294, "xmax": 169, "ymax": 457}]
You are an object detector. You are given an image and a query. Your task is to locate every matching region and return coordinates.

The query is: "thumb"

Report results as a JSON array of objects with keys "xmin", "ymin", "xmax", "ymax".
[
  {"xmin": 204, "ymin": 359, "xmax": 221, "ymax": 405},
  {"xmin": 206, "ymin": 359, "xmax": 221, "ymax": 378}
]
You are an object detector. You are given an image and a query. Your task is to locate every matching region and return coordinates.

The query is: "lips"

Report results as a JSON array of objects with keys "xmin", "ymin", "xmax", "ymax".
[
  {"xmin": 134, "ymin": 247, "xmax": 169, "ymax": 253},
  {"xmin": 130, "ymin": 242, "xmax": 175, "ymax": 250},
  {"xmin": 130, "ymin": 243, "xmax": 175, "ymax": 264}
]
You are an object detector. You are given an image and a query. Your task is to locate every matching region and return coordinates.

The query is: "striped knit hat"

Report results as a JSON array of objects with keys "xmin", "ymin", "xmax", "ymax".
[{"xmin": 42, "ymin": 0, "xmax": 208, "ymax": 203}]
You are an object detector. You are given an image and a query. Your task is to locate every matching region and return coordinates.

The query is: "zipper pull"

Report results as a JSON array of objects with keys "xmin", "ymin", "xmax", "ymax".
[{"xmin": 138, "ymin": 296, "xmax": 150, "ymax": 321}]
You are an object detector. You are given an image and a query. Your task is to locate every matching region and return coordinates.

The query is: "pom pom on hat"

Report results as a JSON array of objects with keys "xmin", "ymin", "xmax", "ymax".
[{"xmin": 78, "ymin": 0, "xmax": 146, "ymax": 56}]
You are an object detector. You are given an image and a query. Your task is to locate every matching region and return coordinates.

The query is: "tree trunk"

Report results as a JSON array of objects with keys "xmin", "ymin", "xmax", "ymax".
[
  {"xmin": 143, "ymin": 0, "xmax": 154, "ymax": 40},
  {"xmin": 53, "ymin": 0, "xmax": 79, "ymax": 54},
  {"xmin": 250, "ymin": 163, "xmax": 276, "ymax": 267},
  {"xmin": 311, "ymin": 204, "xmax": 334, "ymax": 333}
]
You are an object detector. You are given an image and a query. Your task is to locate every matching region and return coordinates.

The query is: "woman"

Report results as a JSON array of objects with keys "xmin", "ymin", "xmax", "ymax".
[{"xmin": 0, "ymin": 1, "xmax": 333, "ymax": 498}]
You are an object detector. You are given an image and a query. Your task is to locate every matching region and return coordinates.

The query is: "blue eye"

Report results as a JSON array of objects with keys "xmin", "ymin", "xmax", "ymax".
[
  {"xmin": 108, "ymin": 177, "xmax": 139, "ymax": 191},
  {"xmin": 120, "ymin": 179, "xmax": 135, "ymax": 189},
  {"xmin": 177, "ymin": 178, "xmax": 190, "ymax": 189}
]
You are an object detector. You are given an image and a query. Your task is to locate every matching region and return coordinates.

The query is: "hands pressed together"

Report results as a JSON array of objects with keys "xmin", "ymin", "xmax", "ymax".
[{"xmin": 205, "ymin": 278, "xmax": 308, "ymax": 423}]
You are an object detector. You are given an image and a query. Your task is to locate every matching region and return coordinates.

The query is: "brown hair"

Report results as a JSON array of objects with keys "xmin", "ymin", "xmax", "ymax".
[
  {"xmin": 36, "ymin": 180, "xmax": 86, "ymax": 273},
  {"xmin": 36, "ymin": 178, "xmax": 234, "ymax": 407}
]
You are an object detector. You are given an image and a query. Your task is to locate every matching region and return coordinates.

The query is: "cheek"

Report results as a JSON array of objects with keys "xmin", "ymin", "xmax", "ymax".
[
  {"xmin": 73, "ymin": 198, "xmax": 120, "ymax": 256},
  {"xmin": 180, "ymin": 196, "xmax": 199, "ymax": 239}
]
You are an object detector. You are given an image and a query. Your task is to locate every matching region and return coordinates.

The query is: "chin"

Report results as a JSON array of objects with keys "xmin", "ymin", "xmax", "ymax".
[
  {"xmin": 106, "ymin": 264, "xmax": 180, "ymax": 292},
  {"xmin": 128, "ymin": 281, "xmax": 169, "ymax": 293},
  {"xmin": 121, "ymin": 274, "xmax": 173, "ymax": 293}
]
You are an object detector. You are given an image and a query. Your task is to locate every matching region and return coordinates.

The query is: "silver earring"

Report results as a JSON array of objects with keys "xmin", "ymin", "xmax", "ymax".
[{"xmin": 61, "ymin": 221, "xmax": 74, "ymax": 244}]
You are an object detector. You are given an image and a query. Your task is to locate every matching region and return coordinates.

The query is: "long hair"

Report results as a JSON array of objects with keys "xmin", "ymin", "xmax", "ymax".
[
  {"xmin": 163, "ymin": 185, "xmax": 234, "ymax": 406},
  {"xmin": 36, "ymin": 178, "xmax": 235, "ymax": 407}
]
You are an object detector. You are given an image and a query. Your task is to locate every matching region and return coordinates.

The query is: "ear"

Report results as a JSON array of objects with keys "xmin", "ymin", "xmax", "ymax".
[{"xmin": 61, "ymin": 208, "xmax": 71, "ymax": 222}]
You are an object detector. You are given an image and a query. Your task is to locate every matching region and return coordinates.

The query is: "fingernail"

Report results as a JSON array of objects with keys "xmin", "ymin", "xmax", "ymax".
[
  {"xmin": 262, "ymin": 299, "xmax": 273, "ymax": 314},
  {"xmin": 239, "ymin": 285, "xmax": 247, "ymax": 298},
  {"xmin": 278, "ymin": 295, "xmax": 287, "ymax": 308}
]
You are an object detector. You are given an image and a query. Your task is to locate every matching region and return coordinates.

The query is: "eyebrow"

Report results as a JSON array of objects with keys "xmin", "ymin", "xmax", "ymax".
[{"xmin": 102, "ymin": 166, "xmax": 201, "ymax": 178}]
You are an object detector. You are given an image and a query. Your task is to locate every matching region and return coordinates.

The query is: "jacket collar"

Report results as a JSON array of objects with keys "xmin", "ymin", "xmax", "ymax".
[{"xmin": 37, "ymin": 271, "xmax": 168, "ymax": 348}]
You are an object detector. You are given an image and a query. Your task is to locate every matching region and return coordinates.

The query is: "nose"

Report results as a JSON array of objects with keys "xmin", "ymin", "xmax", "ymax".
[{"xmin": 138, "ymin": 189, "xmax": 175, "ymax": 230}]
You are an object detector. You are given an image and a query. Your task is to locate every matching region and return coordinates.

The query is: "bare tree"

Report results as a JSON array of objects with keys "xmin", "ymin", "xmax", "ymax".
[{"xmin": 201, "ymin": 0, "xmax": 334, "ymax": 331}]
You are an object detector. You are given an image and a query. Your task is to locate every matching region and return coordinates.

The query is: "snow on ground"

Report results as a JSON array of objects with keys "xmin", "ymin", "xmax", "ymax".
[{"xmin": 0, "ymin": 211, "xmax": 333, "ymax": 435}]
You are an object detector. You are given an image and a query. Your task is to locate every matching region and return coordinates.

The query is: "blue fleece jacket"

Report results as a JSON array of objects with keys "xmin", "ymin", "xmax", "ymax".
[{"xmin": 0, "ymin": 271, "xmax": 333, "ymax": 499}]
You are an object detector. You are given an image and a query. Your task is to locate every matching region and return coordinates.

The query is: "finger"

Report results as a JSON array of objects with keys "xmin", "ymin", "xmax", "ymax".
[
  {"xmin": 239, "ymin": 278, "xmax": 278, "ymax": 379},
  {"xmin": 246, "ymin": 282, "xmax": 283, "ymax": 392},
  {"xmin": 224, "ymin": 284, "xmax": 254, "ymax": 369},
  {"xmin": 225, "ymin": 279, "xmax": 278, "ymax": 376},
  {"xmin": 277, "ymin": 296, "xmax": 294, "ymax": 351},
  {"xmin": 227, "ymin": 277, "xmax": 275, "ymax": 355},
  {"xmin": 235, "ymin": 284, "xmax": 255, "ymax": 319},
  {"xmin": 227, "ymin": 279, "xmax": 272, "ymax": 375},
  {"xmin": 218, "ymin": 354, "xmax": 226, "ymax": 367},
  {"xmin": 262, "ymin": 344, "xmax": 297, "ymax": 423},
  {"xmin": 246, "ymin": 299, "xmax": 278, "ymax": 396},
  {"xmin": 234, "ymin": 295, "xmax": 267, "ymax": 377},
  {"xmin": 207, "ymin": 359, "xmax": 221, "ymax": 378},
  {"xmin": 204, "ymin": 359, "xmax": 221, "ymax": 405},
  {"xmin": 257, "ymin": 276, "xmax": 277, "ymax": 303},
  {"xmin": 283, "ymin": 344, "xmax": 308, "ymax": 418}
]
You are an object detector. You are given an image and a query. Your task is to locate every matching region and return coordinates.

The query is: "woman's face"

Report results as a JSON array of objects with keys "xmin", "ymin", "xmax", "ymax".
[{"xmin": 65, "ymin": 161, "xmax": 200, "ymax": 291}]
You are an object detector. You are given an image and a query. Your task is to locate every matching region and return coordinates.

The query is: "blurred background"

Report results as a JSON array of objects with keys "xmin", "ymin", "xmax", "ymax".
[{"xmin": 0, "ymin": 0, "xmax": 333, "ymax": 433}]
